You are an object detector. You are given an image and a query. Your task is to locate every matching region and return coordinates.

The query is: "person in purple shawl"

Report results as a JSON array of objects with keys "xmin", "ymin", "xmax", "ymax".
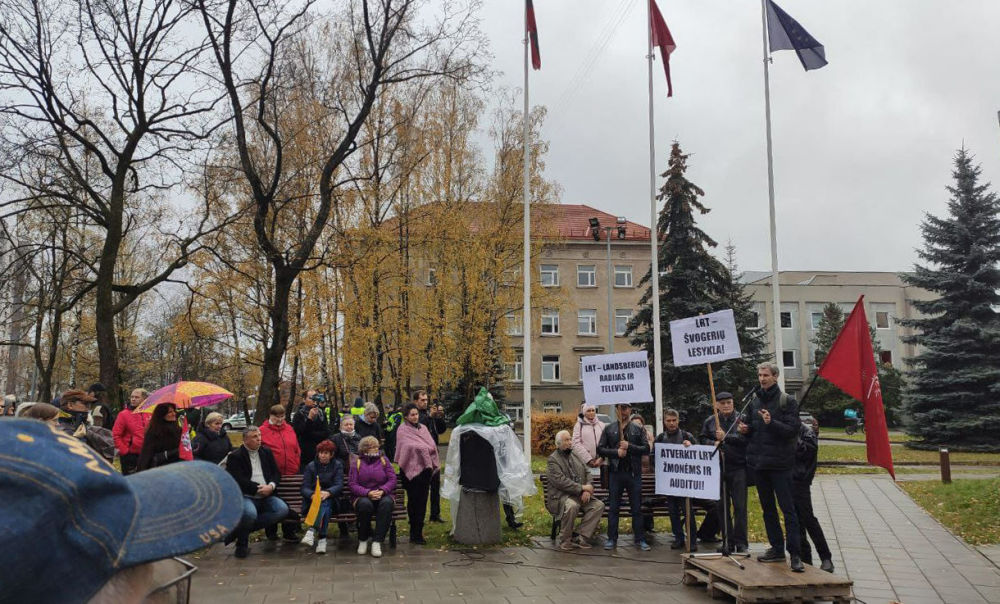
[{"xmin": 394, "ymin": 402, "xmax": 440, "ymax": 544}]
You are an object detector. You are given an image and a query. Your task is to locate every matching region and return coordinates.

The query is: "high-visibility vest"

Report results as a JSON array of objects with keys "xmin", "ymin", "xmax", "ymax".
[{"xmin": 350, "ymin": 405, "xmax": 365, "ymax": 417}]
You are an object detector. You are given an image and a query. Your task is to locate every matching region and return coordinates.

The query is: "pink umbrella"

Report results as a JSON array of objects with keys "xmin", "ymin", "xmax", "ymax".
[{"xmin": 136, "ymin": 381, "xmax": 233, "ymax": 413}]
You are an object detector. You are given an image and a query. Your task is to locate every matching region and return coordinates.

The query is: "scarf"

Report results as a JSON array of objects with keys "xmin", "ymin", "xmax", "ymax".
[{"xmin": 393, "ymin": 421, "xmax": 439, "ymax": 479}]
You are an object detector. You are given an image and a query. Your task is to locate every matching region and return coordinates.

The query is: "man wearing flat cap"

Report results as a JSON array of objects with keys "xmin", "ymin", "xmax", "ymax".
[
  {"xmin": 699, "ymin": 390, "xmax": 749, "ymax": 553},
  {"xmin": 57, "ymin": 388, "xmax": 116, "ymax": 462}
]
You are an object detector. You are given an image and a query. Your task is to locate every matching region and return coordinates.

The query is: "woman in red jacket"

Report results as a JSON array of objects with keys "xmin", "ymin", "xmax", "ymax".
[
  {"xmin": 259, "ymin": 404, "xmax": 301, "ymax": 541},
  {"xmin": 112, "ymin": 388, "xmax": 151, "ymax": 475}
]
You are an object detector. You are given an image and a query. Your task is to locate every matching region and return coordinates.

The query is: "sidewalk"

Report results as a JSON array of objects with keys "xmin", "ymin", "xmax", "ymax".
[
  {"xmin": 189, "ymin": 538, "xmax": 718, "ymax": 604},
  {"xmin": 189, "ymin": 475, "xmax": 1000, "ymax": 603},
  {"xmin": 812, "ymin": 475, "xmax": 1000, "ymax": 604}
]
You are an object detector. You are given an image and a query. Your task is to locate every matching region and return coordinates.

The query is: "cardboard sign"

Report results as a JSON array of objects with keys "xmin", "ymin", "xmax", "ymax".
[
  {"xmin": 669, "ymin": 309, "xmax": 742, "ymax": 367},
  {"xmin": 580, "ymin": 351, "xmax": 653, "ymax": 406},
  {"xmin": 653, "ymin": 443, "xmax": 720, "ymax": 500}
]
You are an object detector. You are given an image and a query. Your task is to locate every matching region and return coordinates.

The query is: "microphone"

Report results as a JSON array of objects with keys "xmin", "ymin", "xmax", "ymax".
[{"xmin": 741, "ymin": 385, "xmax": 760, "ymax": 402}]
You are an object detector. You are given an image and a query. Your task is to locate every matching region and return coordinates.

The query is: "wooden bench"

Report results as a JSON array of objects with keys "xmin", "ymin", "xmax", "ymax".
[
  {"xmin": 275, "ymin": 474, "xmax": 408, "ymax": 547},
  {"xmin": 539, "ymin": 471, "xmax": 712, "ymax": 541}
]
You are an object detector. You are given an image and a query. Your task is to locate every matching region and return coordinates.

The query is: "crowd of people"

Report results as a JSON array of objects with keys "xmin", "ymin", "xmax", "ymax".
[
  {"xmin": 547, "ymin": 361, "xmax": 833, "ymax": 574},
  {"xmin": 5, "ymin": 361, "xmax": 833, "ymax": 576}
]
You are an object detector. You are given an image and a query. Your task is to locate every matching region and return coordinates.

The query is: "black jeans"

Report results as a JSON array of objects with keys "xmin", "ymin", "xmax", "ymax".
[
  {"xmin": 755, "ymin": 468, "xmax": 800, "ymax": 556},
  {"xmin": 607, "ymin": 471, "xmax": 643, "ymax": 543},
  {"xmin": 429, "ymin": 469, "xmax": 441, "ymax": 519},
  {"xmin": 120, "ymin": 453, "xmax": 139, "ymax": 475},
  {"xmin": 356, "ymin": 496, "xmax": 394, "ymax": 543},
  {"xmin": 793, "ymin": 482, "xmax": 831, "ymax": 564},
  {"xmin": 403, "ymin": 469, "xmax": 432, "ymax": 537},
  {"xmin": 719, "ymin": 469, "xmax": 748, "ymax": 549}
]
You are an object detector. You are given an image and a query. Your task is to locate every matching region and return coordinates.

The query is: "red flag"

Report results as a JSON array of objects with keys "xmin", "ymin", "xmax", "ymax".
[
  {"xmin": 649, "ymin": 0, "xmax": 676, "ymax": 97},
  {"xmin": 817, "ymin": 296, "xmax": 895, "ymax": 479},
  {"xmin": 526, "ymin": 0, "xmax": 541, "ymax": 70}
]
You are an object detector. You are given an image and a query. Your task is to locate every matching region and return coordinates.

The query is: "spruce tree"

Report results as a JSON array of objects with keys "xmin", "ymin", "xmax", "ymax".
[
  {"xmin": 899, "ymin": 149, "xmax": 1000, "ymax": 450},
  {"xmin": 626, "ymin": 142, "xmax": 761, "ymax": 425},
  {"xmin": 714, "ymin": 241, "xmax": 770, "ymax": 393}
]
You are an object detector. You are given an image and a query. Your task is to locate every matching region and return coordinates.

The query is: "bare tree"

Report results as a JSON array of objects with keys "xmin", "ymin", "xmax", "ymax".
[
  {"xmin": 194, "ymin": 0, "xmax": 485, "ymax": 419},
  {"xmin": 0, "ymin": 0, "xmax": 235, "ymax": 405}
]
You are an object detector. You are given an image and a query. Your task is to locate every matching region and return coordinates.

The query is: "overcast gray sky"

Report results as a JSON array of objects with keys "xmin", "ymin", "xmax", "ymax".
[{"xmin": 476, "ymin": 0, "xmax": 1000, "ymax": 272}]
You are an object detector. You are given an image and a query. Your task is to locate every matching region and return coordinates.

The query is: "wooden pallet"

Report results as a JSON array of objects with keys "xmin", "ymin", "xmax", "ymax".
[{"xmin": 682, "ymin": 554, "xmax": 854, "ymax": 603}]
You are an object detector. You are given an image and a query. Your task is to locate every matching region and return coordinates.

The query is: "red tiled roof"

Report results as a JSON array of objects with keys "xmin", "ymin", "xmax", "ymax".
[{"xmin": 542, "ymin": 204, "xmax": 651, "ymax": 241}]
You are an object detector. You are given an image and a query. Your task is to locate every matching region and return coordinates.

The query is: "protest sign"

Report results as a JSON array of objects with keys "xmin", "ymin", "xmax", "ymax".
[
  {"xmin": 580, "ymin": 350, "xmax": 653, "ymax": 406},
  {"xmin": 669, "ymin": 309, "xmax": 742, "ymax": 367},
  {"xmin": 653, "ymin": 443, "xmax": 720, "ymax": 500}
]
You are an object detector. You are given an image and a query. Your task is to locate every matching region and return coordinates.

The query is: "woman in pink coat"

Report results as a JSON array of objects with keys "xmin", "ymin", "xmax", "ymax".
[{"xmin": 572, "ymin": 403, "xmax": 605, "ymax": 468}]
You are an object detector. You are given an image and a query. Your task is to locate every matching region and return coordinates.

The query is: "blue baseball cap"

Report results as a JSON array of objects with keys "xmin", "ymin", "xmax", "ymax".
[{"xmin": 0, "ymin": 418, "xmax": 243, "ymax": 603}]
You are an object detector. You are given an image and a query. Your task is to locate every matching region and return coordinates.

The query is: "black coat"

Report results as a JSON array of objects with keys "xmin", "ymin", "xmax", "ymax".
[
  {"xmin": 192, "ymin": 427, "xmax": 233, "ymax": 464},
  {"xmin": 355, "ymin": 417, "xmax": 384, "ymax": 443},
  {"xmin": 699, "ymin": 413, "xmax": 748, "ymax": 471},
  {"xmin": 744, "ymin": 385, "xmax": 801, "ymax": 471},
  {"xmin": 226, "ymin": 445, "xmax": 282, "ymax": 496},
  {"xmin": 292, "ymin": 406, "xmax": 330, "ymax": 468},
  {"xmin": 330, "ymin": 432, "xmax": 361, "ymax": 469},
  {"xmin": 597, "ymin": 421, "xmax": 649, "ymax": 474},
  {"xmin": 793, "ymin": 424, "xmax": 818, "ymax": 485},
  {"xmin": 418, "ymin": 408, "xmax": 447, "ymax": 445}
]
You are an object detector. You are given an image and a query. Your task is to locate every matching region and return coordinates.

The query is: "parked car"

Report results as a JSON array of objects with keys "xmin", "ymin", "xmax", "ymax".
[{"xmin": 222, "ymin": 410, "xmax": 255, "ymax": 431}]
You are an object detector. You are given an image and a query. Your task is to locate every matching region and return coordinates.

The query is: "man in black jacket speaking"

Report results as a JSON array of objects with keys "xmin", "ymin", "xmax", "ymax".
[{"xmin": 738, "ymin": 362, "xmax": 804, "ymax": 572}]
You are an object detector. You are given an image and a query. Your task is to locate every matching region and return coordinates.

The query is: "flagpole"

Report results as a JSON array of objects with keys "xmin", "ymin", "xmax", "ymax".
[
  {"xmin": 648, "ymin": 0, "xmax": 664, "ymax": 432},
  {"xmin": 522, "ymin": 1, "xmax": 533, "ymax": 457},
  {"xmin": 760, "ymin": 0, "xmax": 785, "ymax": 391}
]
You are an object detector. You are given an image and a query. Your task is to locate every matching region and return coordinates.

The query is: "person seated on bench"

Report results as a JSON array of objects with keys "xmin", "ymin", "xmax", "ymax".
[
  {"xmin": 546, "ymin": 430, "xmax": 605, "ymax": 551},
  {"xmin": 349, "ymin": 435, "xmax": 397, "ymax": 558},
  {"xmin": 300, "ymin": 439, "xmax": 344, "ymax": 555},
  {"xmin": 225, "ymin": 426, "xmax": 290, "ymax": 558}
]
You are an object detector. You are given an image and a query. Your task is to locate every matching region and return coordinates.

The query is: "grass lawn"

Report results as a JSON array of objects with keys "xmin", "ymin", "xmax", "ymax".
[
  {"xmin": 899, "ymin": 479, "xmax": 1000, "ymax": 545},
  {"xmin": 821, "ymin": 427, "xmax": 914, "ymax": 443},
  {"xmin": 817, "ymin": 444, "xmax": 1000, "ymax": 465}
]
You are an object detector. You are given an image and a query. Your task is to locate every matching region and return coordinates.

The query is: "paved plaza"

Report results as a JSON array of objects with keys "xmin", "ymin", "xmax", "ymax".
[{"xmin": 190, "ymin": 476, "xmax": 1000, "ymax": 604}]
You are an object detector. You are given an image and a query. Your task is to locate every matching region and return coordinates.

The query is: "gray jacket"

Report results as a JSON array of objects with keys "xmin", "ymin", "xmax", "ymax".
[{"xmin": 545, "ymin": 448, "xmax": 592, "ymax": 516}]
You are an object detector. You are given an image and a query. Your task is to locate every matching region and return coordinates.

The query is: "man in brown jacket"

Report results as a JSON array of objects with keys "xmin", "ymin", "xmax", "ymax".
[{"xmin": 545, "ymin": 430, "xmax": 605, "ymax": 551}]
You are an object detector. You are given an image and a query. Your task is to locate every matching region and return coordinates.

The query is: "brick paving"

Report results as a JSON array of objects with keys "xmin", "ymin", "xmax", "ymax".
[{"xmin": 189, "ymin": 475, "xmax": 1000, "ymax": 603}]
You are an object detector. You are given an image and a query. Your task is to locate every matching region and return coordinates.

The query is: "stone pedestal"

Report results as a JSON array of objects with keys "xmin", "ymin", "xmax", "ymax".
[{"xmin": 452, "ymin": 488, "xmax": 502, "ymax": 545}]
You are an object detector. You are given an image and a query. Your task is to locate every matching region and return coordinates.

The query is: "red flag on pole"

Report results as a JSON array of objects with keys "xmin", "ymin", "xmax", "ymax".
[
  {"xmin": 526, "ymin": 0, "xmax": 541, "ymax": 70},
  {"xmin": 649, "ymin": 0, "xmax": 676, "ymax": 97},
  {"xmin": 816, "ymin": 296, "xmax": 895, "ymax": 479}
]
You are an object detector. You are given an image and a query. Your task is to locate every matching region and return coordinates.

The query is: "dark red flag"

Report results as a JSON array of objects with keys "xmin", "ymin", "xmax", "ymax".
[
  {"xmin": 817, "ymin": 296, "xmax": 895, "ymax": 479},
  {"xmin": 650, "ymin": 0, "xmax": 676, "ymax": 97},
  {"xmin": 526, "ymin": 0, "xmax": 541, "ymax": 70}
]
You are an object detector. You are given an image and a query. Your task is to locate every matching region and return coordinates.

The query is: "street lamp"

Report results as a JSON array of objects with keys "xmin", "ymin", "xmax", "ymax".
[{"xmin": 590, "ymin": 216, "xmax": 629, "ymax": 353}]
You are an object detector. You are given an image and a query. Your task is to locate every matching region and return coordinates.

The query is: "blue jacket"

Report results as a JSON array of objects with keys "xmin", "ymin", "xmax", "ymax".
[{"xmin": 300, "ymin": 458, "xmax": 344, "ymax": 515}]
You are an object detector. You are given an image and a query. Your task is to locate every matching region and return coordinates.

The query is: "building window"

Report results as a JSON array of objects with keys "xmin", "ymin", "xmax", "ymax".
[
  {"xmin": 880, "ymin": 350, "xmax": 893, "ymax": 366},
  {"xmin": 875, "ymin": 311, "xmax": 890, "ymax": 329},
  {"xmin": 506, "ymin": 354, "xmax": 523, "ymax": 382},
  {"xmin": 541, "ymin": 355, "xmax": 561, "ymax": 382},
  {"xmin": 615, "ymin": 308, "xmax": 633, "ymax": 336},
  {"xmin": 578, "ymin": 309, "xmax": 597, "ymax": 335},
  {"xmin": 782, "ymin": 350, "xmax": 796, "ymax": 368},
  {"xmin": 505, "ymin": 401, "xmax": 523, "ymax": 421},
  {"xmin": 748, "ymin": 311, "xmax": 761, "ymax": 329},
  {"xmin": 540, "ymin": 264, "xmax": 559, "ymax": 287},
  {"xmin": 780, "ymin": 312, "xmax": 793, "ymax": 329},
  {"xmin": 426, "ymin": 267, "xmax": 437, "ymax": 286},
  {"xmin": 577, "ymin": 265, "xmax": 596, "ymax": 287},
  {"xmin": 614, "ymin": 265, "xmax": 633, "ymax": 287},
  {"xmin": 543, "ymin": 402, "xmax": 563, "ymax": 414},
  {"xmin": 506, "ymin": 312, "xmax": 522, "ymax": 336},
  {"xmin": 810, "ymin": 312, "xmax": 823, "ymax": 330},
  {"xmin": 541, "ymin": 309, "xmax": 560, "ymax": 335}
]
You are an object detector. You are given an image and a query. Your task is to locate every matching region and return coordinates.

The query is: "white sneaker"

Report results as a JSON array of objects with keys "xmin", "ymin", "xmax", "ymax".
[
  {"xmin": 371, "ymin": 542, "xmax": 382, "ymax": 558},
  {"xmin": 300, "ymin": 529, "xmax": 315, "ymax": 547},
  {"xmin": 357, "ymin": 539, "xmax": 369, "ymax": 555},
  {"xmin": 315, "ymin": 538, "xmax": 327, "ymax": 554}
]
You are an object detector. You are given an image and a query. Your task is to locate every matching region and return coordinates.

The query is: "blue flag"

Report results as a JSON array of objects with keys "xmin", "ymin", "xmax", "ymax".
[{"xmin": 766, "ymin": 0, "xmax": 827, "ymax": 71}]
